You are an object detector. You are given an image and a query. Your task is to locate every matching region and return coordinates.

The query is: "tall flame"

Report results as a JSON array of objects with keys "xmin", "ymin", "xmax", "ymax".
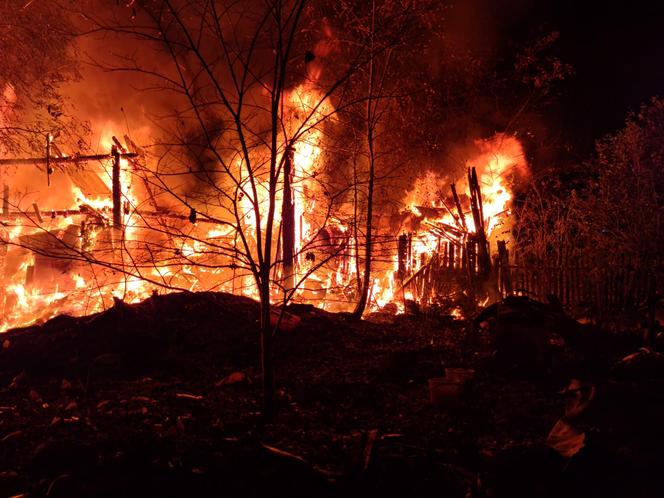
[{"xmin": 0, "ymin": 83, "xmax": 526, "ymax": 331}]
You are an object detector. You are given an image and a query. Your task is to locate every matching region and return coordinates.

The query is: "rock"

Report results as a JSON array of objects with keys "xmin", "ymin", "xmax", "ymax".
[
  {"xmin": 611, "ymin": 347, "xmax": 664, "ymax": 380},
  {"xmin": 269, "ymin": 308, "xmax": 301, "ymax": 331},
  {"xmin": 1, "ymin": 430, "xmax": 23, "ymax": 443},
  {"xmin": 216, "ymin": 371, "xmax": 248, "ymax": 386},
  {"xmin": 64, "ymin": 400, "xmax": 78, "ymax": 412},
  {"xmin": 9, "ymin": 371, "xmax": 27, "ymax": 390}
]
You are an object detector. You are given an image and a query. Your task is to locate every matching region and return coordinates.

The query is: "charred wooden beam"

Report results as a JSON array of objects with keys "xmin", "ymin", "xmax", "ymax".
[
  {"xmin": 497, "ymin": 240, "xmax": 512, "ymax": 295},
  {"xmin": 0, "ymin": 152, "xmax": 138, "ymax": 166},
  {"xmin": 112, "ymin": 146, "xmax": 122, "ymax": 229},
  {"xmin": 423, "ymin": 221, "xmax": 464, "ymax": 249},
  {"xmin": 46, "ymin": 134, "xmax": 52, "ymax": 186},
  {"xmin": 32, "ymin": 203, "xmax": 43, "ymax": 224},
  {"xmin": 401, "ymin": 256, "xmax": 431, "ymax": 289},
  {"xmin": 450, "ymin": 183, "xmax": 467, "ymax": 232},
  {"xmin": 424, "ymin": 220, "xmax": 466, "ymax": 239},
  {"xmin": 398, "ymin": 233, "xmax": 408, "ymax": 277},
  {"xmin": 467, "ymin": 167, "xmax": 491, "ymax": 276}
]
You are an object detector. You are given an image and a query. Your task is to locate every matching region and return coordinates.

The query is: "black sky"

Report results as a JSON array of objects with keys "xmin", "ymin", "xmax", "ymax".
[
  {"xmin": 452, "ymin": 0, "xmax": 664, "ymax": 156},
  {"xmin": 544, "ymin": 0, "xmax": 664, "ymax": 151}
]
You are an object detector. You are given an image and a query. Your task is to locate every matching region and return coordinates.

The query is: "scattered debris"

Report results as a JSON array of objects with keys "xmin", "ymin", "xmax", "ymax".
[
  {"xmin": 175, "ymin": 393, "xmax": 204, "ymax": 401},
  {"xmin": 362, "ymin": 429, "xmax": 380, "ymax": 471},
  {"xmin": 0, "ymin": 291, "xmax": 661, "ymax": 497}
]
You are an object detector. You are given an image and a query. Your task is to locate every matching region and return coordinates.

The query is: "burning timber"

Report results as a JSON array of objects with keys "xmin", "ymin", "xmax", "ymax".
[
  {"xmin": 0, "ymin": 129, "xmax": 531, "ymax": 331},
  {"xmin": 398, "ymin": 167, "xmax": 494, "ymax": 306},
  {"xmin": 7, "ymin": 125, "xmax": 648, "ymax": 334}
]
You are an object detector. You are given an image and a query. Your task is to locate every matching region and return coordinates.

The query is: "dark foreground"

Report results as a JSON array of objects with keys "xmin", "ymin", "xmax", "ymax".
[{"xmin": 1, "ymin": 292, "xmax": 663, "ymax": 497}]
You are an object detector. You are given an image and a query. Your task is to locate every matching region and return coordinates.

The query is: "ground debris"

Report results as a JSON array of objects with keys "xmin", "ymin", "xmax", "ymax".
[{"xmin": 0, "ymin": 291, "xmax": 660, "ymax": 497}]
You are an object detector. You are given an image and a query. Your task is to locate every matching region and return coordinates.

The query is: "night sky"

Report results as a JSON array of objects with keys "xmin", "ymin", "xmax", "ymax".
[{"xmin": 453, "ymin": 0, "xmax": 664, "ymax": 157}]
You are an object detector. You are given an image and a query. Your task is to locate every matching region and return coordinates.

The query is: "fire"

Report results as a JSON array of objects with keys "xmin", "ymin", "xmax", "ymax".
[
  {"xmin": 402, "ymin": 134, "xmax": 526, "ymax": 233},
  {"xmin": 0, "ymin": 80, "xmax": 527, "ymax": 331},
  {"xmin": 235, "ymin": 83, "xmax": 338, "ymax": 303},
  {"xmin": 370, "ymin": 134, "xmax": 528, "ymax": 308}
]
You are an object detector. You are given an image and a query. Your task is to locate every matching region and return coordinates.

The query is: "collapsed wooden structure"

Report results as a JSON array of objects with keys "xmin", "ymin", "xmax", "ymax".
[
  {"xmin": 400, "ymin": 168, "xmax": 661, "ymax": 325},
  {"xmin": 398, "ymin": 167, "xmax": 493, "ymax": 302},
  {"xmin": 0, "ymin": 141, "xmax": 137, "ymax": 227},
  {"xmin": 0, "ymin": 137, "xmax": 659, "ymax": 326}
]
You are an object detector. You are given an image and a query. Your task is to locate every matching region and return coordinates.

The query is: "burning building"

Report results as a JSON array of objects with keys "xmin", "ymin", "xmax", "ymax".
[
  {"xmin": 0, "ymin": 1, "xmax": 530, "ymax": 331},
  {"xmin": 0, "ymin": 103, "xmax": 527, "ymax": 331}
]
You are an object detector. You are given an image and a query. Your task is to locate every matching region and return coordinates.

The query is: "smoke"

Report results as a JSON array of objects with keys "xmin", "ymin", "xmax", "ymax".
[{"xmin": 2, "ymin": 0, "xmax": 545, "ymax": 218}]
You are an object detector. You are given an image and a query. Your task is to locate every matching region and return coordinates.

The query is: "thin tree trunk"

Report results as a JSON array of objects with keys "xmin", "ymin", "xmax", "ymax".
[
  {"xmin": 259, "ymin": 269, "xmax": 274, "ymax": 417},
  {"xmin": 353, "ymin": 0, "xmax": 376, "ymax": 318}
]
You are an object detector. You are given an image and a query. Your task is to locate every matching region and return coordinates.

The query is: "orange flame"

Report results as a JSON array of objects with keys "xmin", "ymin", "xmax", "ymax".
[{"xmin": 0, "ymin": 86, "xmax": 527, "ymax": 330}]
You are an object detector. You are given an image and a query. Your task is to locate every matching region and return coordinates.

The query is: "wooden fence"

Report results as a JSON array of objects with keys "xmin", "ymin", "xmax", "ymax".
[
  {"xmin": 402, "ymin": 237, "xmax": 489, "ymax": 303},
  {"xmin": 405, "ymin": 239, "xmax": 662, "ymax": 323},
  {"xmin": 500, "ymin": 258, "xmax": 661, "ymax": 321}
]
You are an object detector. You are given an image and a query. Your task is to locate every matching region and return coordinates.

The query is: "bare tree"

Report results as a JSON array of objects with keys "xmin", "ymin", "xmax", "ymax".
[
  {"xmin": 0, "ymin": 1, "xmax": 83, "ymax": 155},
  {"xmin": 48, "ymin": 0, "xmax": 415, "ymax": 415}
]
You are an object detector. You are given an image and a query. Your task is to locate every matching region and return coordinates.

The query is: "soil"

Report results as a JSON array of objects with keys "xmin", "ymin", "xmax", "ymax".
[{"xmin": 1, "ymin": 292, "xmax": 663, "ymax": 497}]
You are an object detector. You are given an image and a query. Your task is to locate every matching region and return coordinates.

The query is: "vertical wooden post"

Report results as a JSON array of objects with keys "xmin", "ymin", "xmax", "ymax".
[
  {"xmin": 398, "ymin": 233, "xmax": 408, "ymax": 278},
  {"xmin": 497, "ymin": 240, "xmax": 512, "ymax": 296},
  {"xmin": 467, "ymin": 167, "xmax": 491, "ymax": 276},
  {"xmin": 450, "ymin": 183, "xmax": 467, "ymax": 232},
  {"xmin": 449, "ymin": 243, "xmax": 455, "ymax": 271},
  {"xmin": 461, "ymin": 240, "xmax": 468, "ymax": 271},
  {"xmin": 112, "ymin": 145, "xmax": 122, "ymax": 229},
  {"xmin": 282, "ymin": 146, "xmax": 295, "ymax": 292},
  {"xmin": 2, "ymin": 185, "xmax": 8, "ymax": 218}
]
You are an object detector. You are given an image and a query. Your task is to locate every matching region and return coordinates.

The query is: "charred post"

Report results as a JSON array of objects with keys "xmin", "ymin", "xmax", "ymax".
[
  {"xmin": 112, "ymin": 145, "xmax": 122, "ymax": 230},
  {"xmin": 2, "ymin": 185, "xmax": 8, "ymax": 218}
]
